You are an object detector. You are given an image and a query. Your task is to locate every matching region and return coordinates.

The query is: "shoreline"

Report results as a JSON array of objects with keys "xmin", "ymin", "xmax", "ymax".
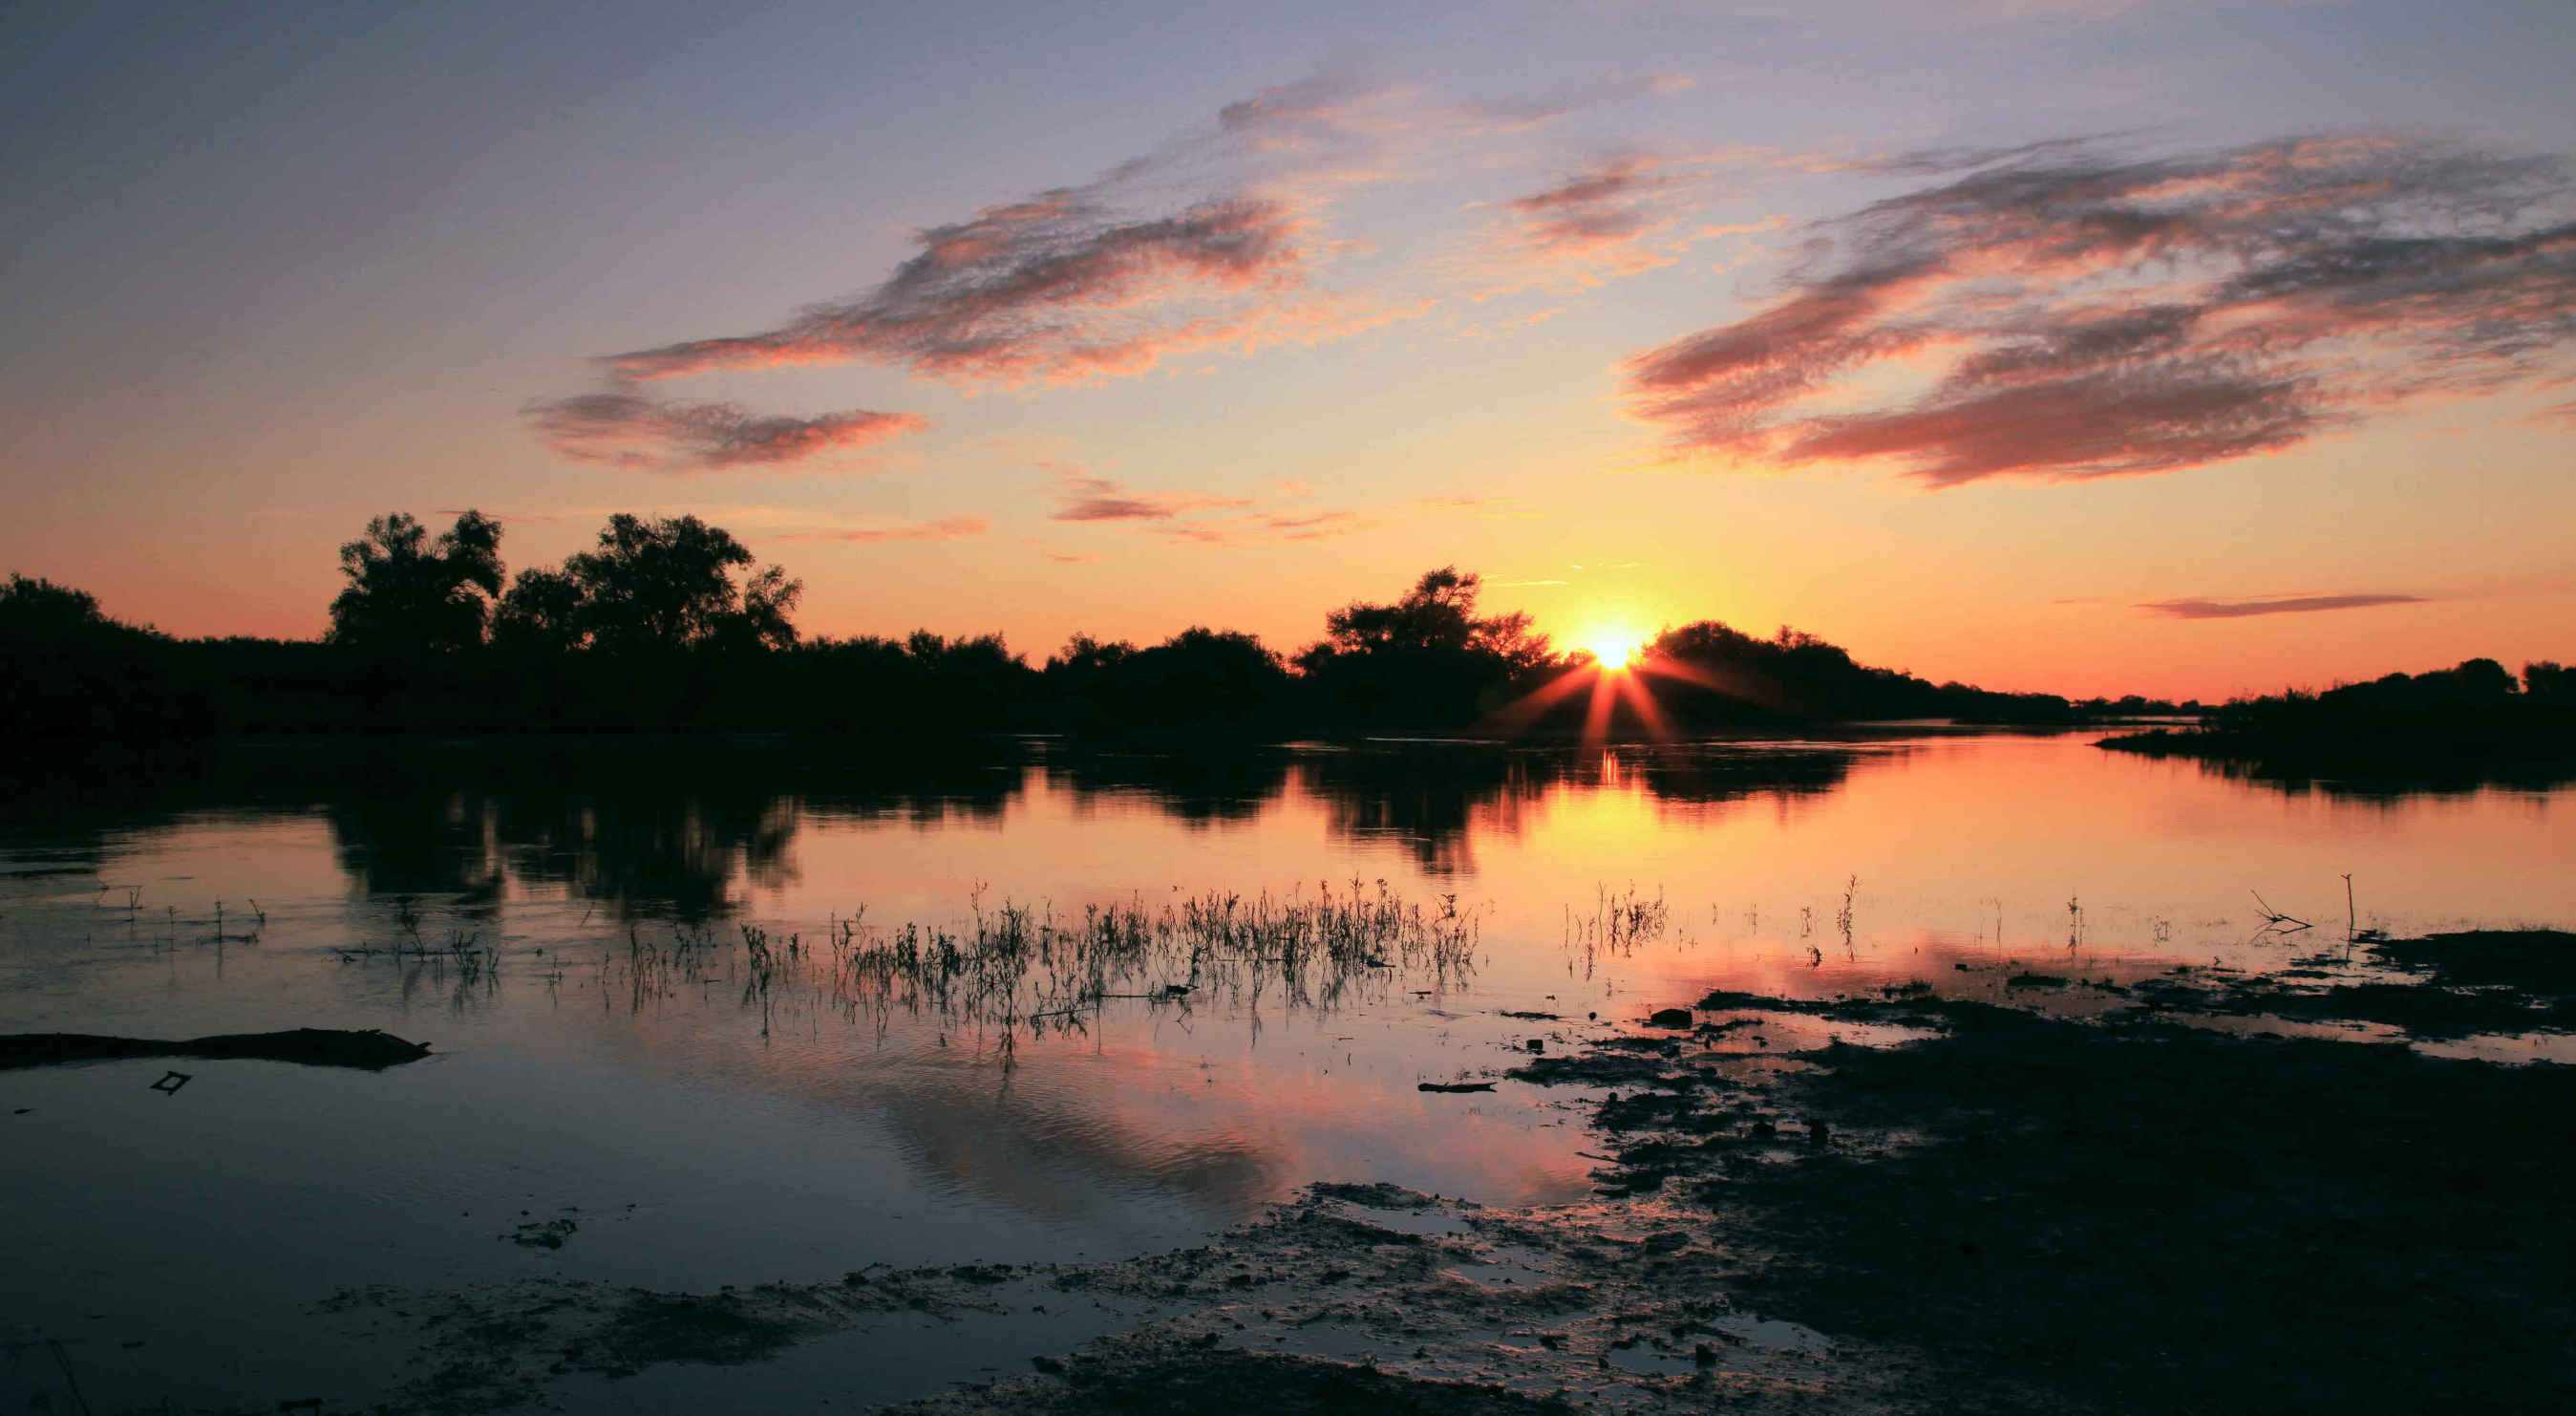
[{"xmin": 237, "ymin": 927, "xmax": 2576, "ymax": 1415}]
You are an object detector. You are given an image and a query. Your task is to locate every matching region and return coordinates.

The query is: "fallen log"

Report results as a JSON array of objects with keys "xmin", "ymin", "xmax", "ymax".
[{"xmin": 0, "ymin": 1028, "xmax": 431, "ymax": 1072}]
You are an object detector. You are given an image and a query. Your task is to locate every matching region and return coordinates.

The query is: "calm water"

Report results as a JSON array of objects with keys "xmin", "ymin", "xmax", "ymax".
[{"xmin": 3, "ymin": 730, "xmax": 2569, "ymax": 1408}]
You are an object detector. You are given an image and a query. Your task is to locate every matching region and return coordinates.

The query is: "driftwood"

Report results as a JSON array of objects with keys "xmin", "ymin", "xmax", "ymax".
[{"xmin": 0, "ymin": 1028, "xmax": 431, "ymax": 1072}]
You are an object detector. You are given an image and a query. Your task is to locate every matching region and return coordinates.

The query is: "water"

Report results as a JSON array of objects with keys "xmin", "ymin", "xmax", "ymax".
[{"xmin": 2, "ymin": 729, "xmax": 2568, "ymax": 1409}]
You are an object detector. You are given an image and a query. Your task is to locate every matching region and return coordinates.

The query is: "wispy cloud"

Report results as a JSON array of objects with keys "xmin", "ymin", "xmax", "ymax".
[
  {"xmin": 1448, "ymin": 70, "xmax": 1696, "ymax": 136},
  {"xmin": 606, "ymin": 195, "xmax": 1323, "ymax": 387},
  {"xmin": 1041, "ymin": 463, "xmax": 1370, "ymax": 546},
  {"xmin": 601, "ymin": 75, "xmax": 1437, "ymax": 392},
  {"xmin": 1046, "ymin": 463, "xmax": 1250, "ymax": 523},
  {"xmin": 1165, "ymin": 508, "xmax": 1366, "ymax": 545},
  {"xmin": 776, "ymin": 515, "xmax": 989, "ymax": 545},
  {"xmin": 522, "ymin": 393, "xmax": 926, "ymax": 472},
  {"xmin": 520, "ymin": 74, "xmax": 1456, "ymax": 476},
  {"xmin": 1456, "ymin": 153, "xmax": 1787, "ymax": 295},
  {"xmin": 524, "ymin": 69, "xmax": 1721, "ymax": 475},
  {"xmin": 1625, "ymin": 136, "xmax": 2576, "ymax": 485},
  {"xmin": 1496, "ymin": 156, "xmax": 1692, "ymax": 282},
  {"xmin": 475, "ymin": 503, "xmax": 984, "ymax": 550},
  {"xmin": 2139, "ymin": 592, "xmax": 2431, "ymax": 619}
]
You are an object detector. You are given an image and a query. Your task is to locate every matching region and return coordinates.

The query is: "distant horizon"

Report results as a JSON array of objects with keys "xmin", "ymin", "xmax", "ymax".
[{"xmin": 19, "ymin": 522, "xmax": 2563, "ymax": 713}]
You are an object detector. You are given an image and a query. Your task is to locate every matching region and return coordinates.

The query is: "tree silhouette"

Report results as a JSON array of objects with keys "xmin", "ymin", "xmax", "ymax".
[
  {"xmin": 1305, "ymin": 567, "xmax": 1547, "ymax": 665},
  {"xmin": 2, "ymin": 573, "xmax": 117, "ymax": 636},
  {"xmin": 1045, "ymin": 627, "xmax": 1290, "ymax": 733},
  {"xmin": 1296, "ymin": 568, "xmax": 1556, "ymax": 728},
  {"xmin": 496, "ymin": 514, "xmax": 799, "ymax": 653},
  {"xmin": 1, "ymin": 574, "xmax": 200, "ymax": 736},
  {"xmin": 327, "ymin": 511, "xmax": 504, "ymax": 653}
]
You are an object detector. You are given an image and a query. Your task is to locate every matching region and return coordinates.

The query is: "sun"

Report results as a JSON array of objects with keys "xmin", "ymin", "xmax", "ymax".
[{"xmin": 1578, "ymin": 624, "xmax": 1647, "ymax": 669}]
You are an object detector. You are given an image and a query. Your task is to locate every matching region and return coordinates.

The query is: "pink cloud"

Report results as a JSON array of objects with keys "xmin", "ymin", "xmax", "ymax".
[
  {"xmin": 1041, "ymin": 464, "xmax": 1373, "ymax": 547},
  {"xmin": 2139, "ymin": 592, "xmax": 2430, "ymax": 619},
  {"xmin": 523, "ymin": 393, "xmax": 925, "ymax": 472},
  {"xmin": 1622, "ymin": 136, "xmax": 2576, "ymax": 484},
  {"xmin": 607, "ymin": 195, "xmax": 1312, "ymax": 388},
  {"xmin": 1046, "ymin": 464, "xmax": 1250, "ymax": 523},
  {"xmin": 778, "ymin": 515, "xmax": 990, "ymax": 545}
]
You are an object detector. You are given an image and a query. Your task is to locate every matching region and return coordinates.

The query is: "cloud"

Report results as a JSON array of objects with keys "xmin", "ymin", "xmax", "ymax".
[
  {"xmin": 601, "ymin": 74, "xmax": 1435, "ymax": 392},
  {"xmin": 523, "ymin": 393, "xmax": 926, "ymax": 472},
  {"xmin": 1046, "ymin": 464, "xmax": 1250, "ymax": 523},
  {"xmin": 777, "ymin": 515, "xmax": 989, "ymax": 545},
  {"xmin": 1041, "ymin": 463, "xmax": 1366, "ymax": 546},
  {"xmin": 1624, "ymin": 136, "xmax": 2576, "ymax": 485},
  {"xmin": 2138, "ymin": 592, "xmax": 2431, "ymax": 619},
  {"xmin": 467, "ymin": 503, "xmax": 985, "ymax": 546},
  {"xmin": 521, "ymin": 73, "xmax": 1439, "ymax": 474},
  {"xmin": 1447, "ymin": 70, "xmax": 1697, "ymax": 137},
  {"xmin": 1459, "ymin": 155, "xmax": 1785, "ymax": 295},
  {"xmin": 1846, "ymin": 135, "xmax": 2127, "ymax": 178},
  {"xmin": 606, "ymin": 195, "xmax": 1320, "ymax": 388},
  {"xmin": 1502, "ymin": 156, "xmax": 1688, "ymax": 277},
  {"xmin": 525, "ymin": 70, "xmax": 1717, "ymax": 475}
]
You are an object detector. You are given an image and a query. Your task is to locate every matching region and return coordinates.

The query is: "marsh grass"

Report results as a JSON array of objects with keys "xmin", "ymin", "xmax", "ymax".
[
  {"xmin": 1563, "ymin": 883, "xmax": 1669, "ymax": 973},
  {"xmin": 594, "ymin": 880, "xmax": 1481, "ymax": 1051}
]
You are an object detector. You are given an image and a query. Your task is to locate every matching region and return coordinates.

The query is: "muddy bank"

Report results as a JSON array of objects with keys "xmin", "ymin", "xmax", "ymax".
[
  {"xmin": 1515, "ymin": 942, "xmax": 2576, "ymax": 1414},
  {"xmin": 319, "ymin": 1178, "xmax": 1905, "ymax": 1415},
  {"xmin": 2122, "ymin": 929, "xmax": 2576, "ymax": 1037},
  {"xmin": 0, "ymin": 1027, "xmax": 431, "ymax": 1071},
  {"xmin": 295, "ymin": 932, "xmax": 2573, "ymax": 1414}
]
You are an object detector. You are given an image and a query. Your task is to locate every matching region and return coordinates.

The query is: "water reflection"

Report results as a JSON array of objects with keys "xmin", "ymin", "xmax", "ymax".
[
  {"xmin": 345, "ymin": 740, "xmax": 1874, "ymax": 897},
  {"xmin": 4, "ymin": 737, "xmax": 1891, "ymax": 912},
  {"xmin": 6, "ymin": 727, "xmax": 2572, "ymax": 1416},
  {"xmin": 2173, "ymin": 752, "xmax": 2576, "ymax": 801}
]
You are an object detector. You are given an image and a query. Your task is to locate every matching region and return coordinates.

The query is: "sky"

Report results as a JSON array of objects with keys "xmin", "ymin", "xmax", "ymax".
[{"xmin": 3, "ymin": 0, "xmax": 2571, "ymax": 700}]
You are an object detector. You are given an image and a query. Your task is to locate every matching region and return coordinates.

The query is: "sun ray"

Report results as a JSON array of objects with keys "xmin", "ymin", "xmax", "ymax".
[
  {"xmin": 1471, "ymin": 663, "xmax": 1597, "ymax": 739},
  {"xmin": 1614, "ymin": 668, "xmax": 1673, "ymax": 741},
  {"xmin": 1635, "ymin": 654, "xmax": 1787, "ymax": 714}
]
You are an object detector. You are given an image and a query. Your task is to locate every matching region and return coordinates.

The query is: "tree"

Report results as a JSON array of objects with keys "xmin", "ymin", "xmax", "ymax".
[
  {"xmin": 495, "ymin": 514, "xmax": 799, "ymax": 654},
  {"xmin": 488, "ymin": 566, "xmax": 585, "ymax": 654},
  {"xmin": 1047, "ymin": 627, "xmax": 1289, "ymax": 732},
  {"xmin": 2, "ymin": 574, "xmax": 199, "ymax": 736},
  {"xmin": 328, "ymin": 511, "xmax": 504, "ymax": 653},
  {"xmin": 1301, "ymin": 567, "xmax": 1549, "ymax": 669},
  {"xmin": 1295, "ymin": 568, "xmax": 1556, "ymax": 727},
  {"xmin": 2, "ymin": 573, "xmax": 116, "ymax": 637},
  {"xmin": 1128, "ymin": 628, "xmax": 1289, "ymax": 727}
]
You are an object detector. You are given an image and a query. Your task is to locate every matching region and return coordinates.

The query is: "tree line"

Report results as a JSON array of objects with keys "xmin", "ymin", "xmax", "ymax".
[
  {"xmin": 10, "ymin": 507, "xmax": 2162, "ymax": 740},
  {"xmin": 2101, "ymin": 654, "xmax": 2576, "ymax": 782}
]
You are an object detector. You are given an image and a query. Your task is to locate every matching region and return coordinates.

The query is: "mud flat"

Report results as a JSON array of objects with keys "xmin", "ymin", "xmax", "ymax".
[
  {"xmin": 302, "ymin": 931, "xmax": 2574, "ymax": 1414},
  {"xmin": 0, "ymin": 1027, "xmax": 431, "ymax": 1071}
]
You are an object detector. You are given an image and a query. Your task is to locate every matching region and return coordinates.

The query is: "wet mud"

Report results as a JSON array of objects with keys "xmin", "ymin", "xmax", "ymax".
[
  {"xmin": 0, "ymin": 1027, "xmax": 431, "ymax": 1071},
  {"xmin": 287, "ymin": 933, "xmax": 2576, "ymax": 1413}
]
